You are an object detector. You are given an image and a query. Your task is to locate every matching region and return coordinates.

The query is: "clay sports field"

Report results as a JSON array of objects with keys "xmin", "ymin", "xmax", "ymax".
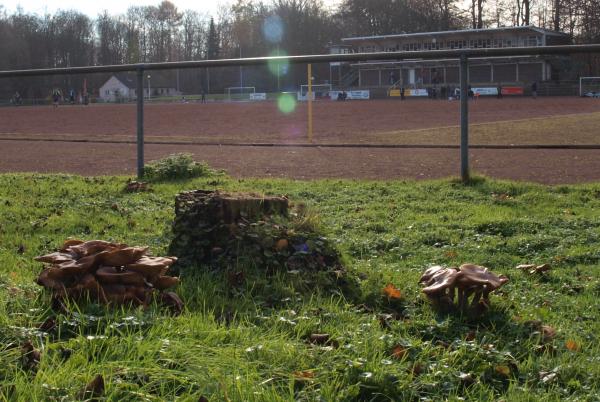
[{"xmin": 1, "ymin": 96, "xmax": 599, "ymax": 183}]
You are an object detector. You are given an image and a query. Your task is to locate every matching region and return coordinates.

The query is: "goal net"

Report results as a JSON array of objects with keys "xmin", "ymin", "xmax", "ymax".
[
  {"xmin": 298, "ymin": 84, "xmax": 332, "ymax": 101},
  {"xmin": 226, "ymin": 86, "xmax": 256, "ymax": 101},
  {"xmin": 579, "ymin": 77, "xmax": 600, "ymax": 97}
]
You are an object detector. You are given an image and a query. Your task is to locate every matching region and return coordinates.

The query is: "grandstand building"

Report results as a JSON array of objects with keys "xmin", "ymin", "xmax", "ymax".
[{"xmin": 330, "ymin": 26, "xmax": 571, "ymax": 91}]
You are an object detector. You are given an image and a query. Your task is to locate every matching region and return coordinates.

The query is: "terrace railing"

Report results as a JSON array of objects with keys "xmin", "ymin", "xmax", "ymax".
[{"xmin": 1, "ymin": 44, "xmax": 600, "ymax": 181}]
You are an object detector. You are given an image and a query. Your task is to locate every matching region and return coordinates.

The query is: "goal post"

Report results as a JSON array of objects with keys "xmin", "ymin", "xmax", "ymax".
[
  {"xmin": 298, "ymin": 84, "xmax": 332, "ymax": 101},
  {"xmin": 579, "ymin": 77, "xmax": 600, "ymax": 97},
  {"xmin": 225, "ymin": 86, "xmax": 256, "ymax": 101}
]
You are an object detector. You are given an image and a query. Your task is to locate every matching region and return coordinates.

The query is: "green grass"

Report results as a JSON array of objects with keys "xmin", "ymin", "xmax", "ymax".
[{"xmin": 1, "ymin": 173, "xmax": 599, "ymax": 401}]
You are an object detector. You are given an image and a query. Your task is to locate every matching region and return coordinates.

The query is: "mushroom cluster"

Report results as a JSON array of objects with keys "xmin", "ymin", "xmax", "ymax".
[
  {"xmin": 35, "ymin": 239, "xmax": 182, "ymax": 309},
  {"xmin": 419, "ymin": 264, "xmax": 509, "ymax": 314}
]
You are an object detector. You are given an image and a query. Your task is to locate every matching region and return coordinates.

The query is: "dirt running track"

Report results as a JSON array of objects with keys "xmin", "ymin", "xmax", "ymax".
[
  {"xmin": 1, "ymin": 97, "xmax": 599, "ymax": 183},
  {"xmin": 1, "ymin": 140, "xmax": 599, "ymax": 184},
  {"xmin": 1, "ymin": 97, "xmax": 599, "ymax": 143}
]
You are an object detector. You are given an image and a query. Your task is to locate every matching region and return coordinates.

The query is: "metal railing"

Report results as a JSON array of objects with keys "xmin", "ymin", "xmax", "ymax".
[{"xmin": 1, "ymin": 44, "xmax": 600, "ymax": 181}]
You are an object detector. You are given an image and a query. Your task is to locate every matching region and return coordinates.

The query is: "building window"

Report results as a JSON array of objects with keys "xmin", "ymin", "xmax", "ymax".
[{"xmin": 528, "ymin": 36, "xmax": 539, "ymax": 47}]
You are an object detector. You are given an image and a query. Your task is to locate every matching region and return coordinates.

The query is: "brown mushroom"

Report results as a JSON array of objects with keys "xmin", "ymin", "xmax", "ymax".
[
  {"xmin": 96, "ymin": 266, "xmax": 146, "ymax": 287},
  {"xmin": 34, "ymin": 252, "xmax": 76, "ymax": 264},
  {"xmin": 35, "ymin": 240, "xmax": 184, "ymax": 310},
  {"xmin": 58, "ymin": 239, "xmax": 84, "ymax": 252},
  {"xmin": 100, "ymin": 247, "xmax": 149, "ymax": 267},
  {"xmin": 125, "ymin": 256, "xmax": 176, "ymax": 279},
  {"xmin": 152, "ymin": 275, "xmax": 180, "ymax": 290},
  {"xmin": 419, "ymin": 263, "xmax": 508, "ymax": 315}
]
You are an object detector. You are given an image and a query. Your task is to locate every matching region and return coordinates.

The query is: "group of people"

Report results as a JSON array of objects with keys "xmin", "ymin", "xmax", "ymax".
[{"xmin": 50, "ymin": 88, "xmax": 89, "ymax": 107}]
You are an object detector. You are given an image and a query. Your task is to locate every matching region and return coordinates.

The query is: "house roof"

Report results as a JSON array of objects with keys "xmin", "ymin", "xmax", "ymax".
[
  {"xmin": 342, "ymin": 26, "xmax": 570, "ymax": 43},
  {"xmin": 112, "ymin": 72, "xmax": 176, "ymax": 89}
]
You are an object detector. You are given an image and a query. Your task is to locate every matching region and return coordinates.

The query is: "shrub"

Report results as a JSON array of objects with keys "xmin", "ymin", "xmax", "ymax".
[{"xmin": 143, "ymin": 153, "xmax": 219, "ymax": 181}]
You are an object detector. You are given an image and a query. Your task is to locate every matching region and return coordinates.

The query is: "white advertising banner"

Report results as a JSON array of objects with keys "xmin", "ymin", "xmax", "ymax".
[
  {"xmin": 408, "ymin": 89, "xmax": 428, "ymax": 97},
  {"xmin": 329, "ymin": 90, "xmax": 370, "ymax": 100},
  {"xmin": 472, "ymin": 87, "xmax": 499, "ymax": 96},
  {"xmin": 249, "ymin": 93, "xmax": 267, "ymax": 101}
]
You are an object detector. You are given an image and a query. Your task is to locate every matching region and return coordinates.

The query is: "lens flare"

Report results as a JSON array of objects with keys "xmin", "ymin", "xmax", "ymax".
[
  {"xmin": 267, "ymin": 49, "xmax": 289, "ymax": 76},
  {"xmin": 277, "ymin": 93, "xmax": 296, "ymax": 114},
  {"xmin": 263, "ymin": 15, "xmax": 284, "ymax": 44}
]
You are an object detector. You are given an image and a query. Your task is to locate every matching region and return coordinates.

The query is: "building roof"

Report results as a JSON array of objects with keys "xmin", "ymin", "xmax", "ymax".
[
  {"xmin": 342, "ymin": 26, "xmax": 569, "ymax": 43},
  {"xmin": 112, "ymin": 72, "xmax": 176, "ymax": 89}
]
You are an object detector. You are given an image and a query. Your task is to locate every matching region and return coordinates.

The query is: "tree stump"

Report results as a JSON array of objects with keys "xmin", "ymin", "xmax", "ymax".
[{"xmin": 169, "ymin": 190, "xmax": 290, "ymax": 266}]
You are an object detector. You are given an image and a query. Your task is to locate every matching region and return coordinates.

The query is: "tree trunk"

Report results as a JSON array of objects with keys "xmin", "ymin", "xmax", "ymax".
[{"xmin": 553, "ymin": 0, "xmax": 561, "ymax": 31}]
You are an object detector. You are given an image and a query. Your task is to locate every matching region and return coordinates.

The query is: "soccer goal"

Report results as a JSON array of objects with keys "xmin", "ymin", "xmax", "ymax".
[
  {"xmin": 225, "ymin": 86, "xmax": 256, "ymax": 101},
  {"xmin": 298, "ymin": 84, "xmax": 332, "ymax": 101},
  {"xmin": 579, "ymin": 77, "xmax": 600, "ymax": 97}
]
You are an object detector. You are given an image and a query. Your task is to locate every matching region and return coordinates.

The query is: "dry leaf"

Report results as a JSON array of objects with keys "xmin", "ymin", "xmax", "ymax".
[
  {"xmin": 383, "ymin": 283, "xmax": 401, "ymax": 299},
  {"xmin": 78, "ymin": 374, "xmax": 104, "ymax": 400},
  {"xmin": 275, "ymin": 239, "xmax": 289, "ymax": 251},
  {"xmin": 391, "ymin": 345, "xmax": 408, "ymax": 359},
  {"xmin": 20, "ymin": 341, "xmax": 41, "ymax": 371},
  {"xmin": 495, "ymin": 365, "xmax": 511, "ymax": 377},
  {"xmin": 309, "ymin": 333, "xmax": 330, "ymax": 345},
  {"xmin": 540, "ymin": 325, "xmax": 556, "ymax": 343},
  {"xmin": 566, "ymin": 339, "xmax": 580, "ymax": 352},
  {"xmin": 293, "ymin": 370, "xmax": 315, "ymax": 381},
  {"xmin": 443, "ymin": 250, "xmax": 458, "ymax": 259}
]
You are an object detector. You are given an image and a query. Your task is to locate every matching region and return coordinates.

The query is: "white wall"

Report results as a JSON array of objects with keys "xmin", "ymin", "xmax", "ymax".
[{"xmin": 99, "ymin": 76, "xmax": 131, "ymax": 102}]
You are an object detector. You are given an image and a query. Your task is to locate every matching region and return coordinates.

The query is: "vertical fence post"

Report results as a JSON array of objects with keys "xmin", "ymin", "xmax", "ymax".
[
  {"xmin": 460, "ymin": 54, "xmax": 469, "ymax": 183},
  {"xmin": 136, "ymin": 67, "xmax": 145, "ymax": 179},
  {"xmin": 307, "ymin": 63, "xmax": 313, "ymax": 142}
]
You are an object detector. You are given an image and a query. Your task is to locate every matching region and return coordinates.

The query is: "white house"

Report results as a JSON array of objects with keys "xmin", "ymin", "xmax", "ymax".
[{"xmin": 99, "ymin": 73, "xmax": 181, "ymax": 102}]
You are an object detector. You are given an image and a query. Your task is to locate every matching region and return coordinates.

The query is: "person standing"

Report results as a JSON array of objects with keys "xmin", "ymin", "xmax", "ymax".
[
  {"xmin": 52, "ymin": 89, "xmax": 61, "ymax": 108},
  {"xmin": 201, "ymin": 88, "xmax": 206, "ymax": 104},
  {"xmin": 531, "ymin": 81, "xmax": 538, "ymax": 99}
]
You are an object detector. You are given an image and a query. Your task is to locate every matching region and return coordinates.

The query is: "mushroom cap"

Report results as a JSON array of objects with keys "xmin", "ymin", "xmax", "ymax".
[
  {"xmin": 152, "ymin": 275, "xmax": 180, "ymax": 290},
  {"xmin": 35, "ymin": 252, "xmax": 77, "ymax": 264},
  {"xmin": 36, "ymin": 268, "xmax": 68, "ymax": 290},
  {"xmin": 59, "ymin": 239, "xmax": 84, "ymax": 252},
  {"xmin": 421, "ymin": 267, "xmax": 459, "ymax": 295},
  {"xmin": 419, "ymin": 265, "xmax": 446, "ymax": 285},
  {"xmin": 96, "ymin": 266, "xmax": 146, "ymax": 286},
  {"xmin": 456, "ymin": 264, "xmax": 509, "ymax": 290},
  {"xmin": 125, "ymin": 256, "xmax": 176, "ymax": 279},
  {"xmin": 66, "ymin": 240, "xmax": 118, "ymax": 257},
  {"xmin": 99, "ymin": 247, "xmax": 149, "ymax": 267}
]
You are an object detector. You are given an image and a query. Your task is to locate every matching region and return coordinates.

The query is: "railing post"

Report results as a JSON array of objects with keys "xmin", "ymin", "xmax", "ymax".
[
  {"xmin": 460, "ymin": 53, "xmax": 469, "ymax": 183},
  {"xmin": 136, "ymin": 67, "xmax": 144, "ymax": 179}
]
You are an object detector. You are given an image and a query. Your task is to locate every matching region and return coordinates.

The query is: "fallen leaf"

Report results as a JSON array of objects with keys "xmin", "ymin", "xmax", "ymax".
[
  {"xmin": 495, "ymin": 365, "xmax": 511, "ymax": 377},
  {"xmin": 309, "ymin": 334, "xmax": 339, "ymax": 348},
  {"xmin": 383, "ymin": 283, "xmax": 401, "ymax": 299},
  {"xmin": 20, "ymin": 341, "xmax": 41, "ymax": 371},
  {"xmin": 443, "ymin": 250, "xmax": 458, "ymax": 259},
  {"xmin": 78, "ymin": 374, "xmax": 104, "ymax": 400},
  {"xmin": 539, "ymin": 371, "xmax": 558, "ymax": 384},
  {"xmin": 457, "ymin": 372, "xmax": 475, "ymax": 385},
  {"xmin": 566, "ymin": 339, "xmax": 580, "ymax": 352},
  {"xmin": 275, "ymin": 239, "xmax": 289, "ymax": 251},
  {"xmin": 293, "ymin": 370, "xmax": 315, "ymax": 381},
  {"xmin": 38, "ymin": 317, "xmax": 57, "ymax": 333},
  {"xmin": 391, "ymin": 345, "xmax": 408, "ymax": 359},
  {"xmin": 540, "ymin": 325, "xmax": 556, "ymax": 343}
]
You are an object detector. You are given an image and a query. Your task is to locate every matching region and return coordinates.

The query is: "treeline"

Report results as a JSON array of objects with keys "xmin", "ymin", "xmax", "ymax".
[{"xmin": 0, "ymin": 0, "xmax": 599, "ymax": 99}]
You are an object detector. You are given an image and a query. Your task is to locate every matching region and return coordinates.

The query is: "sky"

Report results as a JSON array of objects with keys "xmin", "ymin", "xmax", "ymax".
[{"xmin": 1, "ymin": 0, "xmax": 341, "ymax": 18}]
